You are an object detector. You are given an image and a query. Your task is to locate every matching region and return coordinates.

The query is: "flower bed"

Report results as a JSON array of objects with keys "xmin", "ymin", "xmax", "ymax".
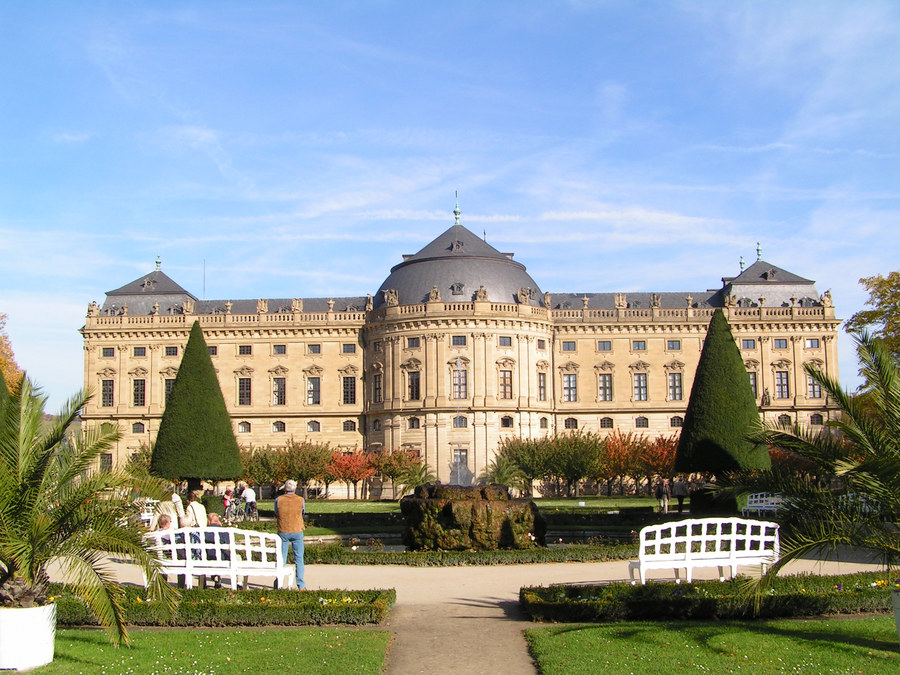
[
  {"xmin": 52, "ymin": 586, "xmax": 395, "ymax": 627},
  {"xmin": 520, "ymin": 572, "xmax": 900, "ymax": 622}
]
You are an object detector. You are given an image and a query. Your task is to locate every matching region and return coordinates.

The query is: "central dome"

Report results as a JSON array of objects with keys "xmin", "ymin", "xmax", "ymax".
[{"xmin": 373, "ymin": 222, "xmax": 544, "ymax": 308}]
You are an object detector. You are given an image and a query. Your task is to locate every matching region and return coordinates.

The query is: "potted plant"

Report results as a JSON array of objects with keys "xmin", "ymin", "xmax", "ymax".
[
  {"xmin": 0, "ymin": 372, "xmax": 175, "ymax": 669},
  {"xmin": 723, "ymin": 332, "xmax": 900, "ymax": 641}
]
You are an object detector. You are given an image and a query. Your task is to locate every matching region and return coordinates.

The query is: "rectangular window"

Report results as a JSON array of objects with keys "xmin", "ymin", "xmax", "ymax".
[
  {"xmin": 805, "ymin": 338, "xmax": 820, "ymax": 349},
  {"xmin": 598, "ymin": 373, "xmax": 613, "ymax": 402},
  {"xmin": 373, "ymin": 340, "xmax": 383, "ymax": 352},
  {"xmin": 342, "ymin": 343, "xmax": 356, "ymax": 354},
  {"xmin": 238, "ymin": 378, "xmax": 251, "ymax": 405},
  {"xmin": 667, "ymin": 340, "xmax": 681, "ymax": 351},
  {"xmin": 133, "ymin": 347, "xmax": 146, "ymax": 357},
  {"xmin": 208, "ymin": 346, "xmax": 217, "ymax": 356},
  {"xmin": 452, "ymin": 369, "xmax": 467, "ymax": 399},
  {"xmin": 373, "ymin": 374, "xmax": 383, "ymax": 403},
  {"xmin": 775, "ymin": 371, "xmax": 790, "ymax": 399},
  {"xmin": 597, "ymin": 340, "xmax": 612, "ymax": 351},
  {"xmin": 452, "ymin": 335, "xmax": 466, "ymax": 347},
  {"xmin": 668, "ymin": 372, "xmax": 683, "ymax": 401},
  {"xmin": 343, "ymin": 376, "xmax": 356, "ymax": 405},
  {"xmin": 239, "ymin": 345, "xmax": 252, "ymax": 355},
  {"xmin": 307, "ymin": 377, "xmax": 321, "ymax": 405},
  {"xmin": 499, "ymin": 370, "xmax": 512, "ymax": 399},
  {"xmin": 774, "ymin": 339, "xmax": 788, "ymax": 350},
  {"xmin": 499, "ymin": 336, "xmax": 512, "ymax": 347},
  {"xmin": 132, "ymin": 379, "xmax": 145, "ymax": 407},
  {"xmin": 563, "ymin": 373, "xmax": 577, "ymax": 402},
  {"xmin": 101, "ymin": 380, "xmax": 114, "ymax": 407},
  {"xmin": 407, "ymin": 372, "xmax": 420, "ymax": 401},
  {"xmin": 273, "ymin": 344, "xmax": 287, "ymax": 355},
  {"xmin": 308, "ymin": 344, "xmax": 321, "ymax": 354},
  {"xmin": 100, "ymin": 453, "xmax": 113, "ymax": 473},
  {"xmin": 273, "ymin": 377, "xmax": 286, "ymax": 405},
  {"xmin": 165, "ymin": 346, "xmax": 178, "ymax": 357},
  {"xmin": 807, "ymin": 375, "xmax": 822, "ymax": 399},
  {"xmin": 632, "ymin": 340, "xmax": 646, "ymax": 351},
  {"xmin": 537, "ymin": 339, "xmax": 546, "ymax": 350},
  {"xmin": 165, "ymin": 378, "xmax": 175, "ymax": 404},
  {"xmin": 538, "ymin": 372, "xmax": 547, "ymax": 401},
  {"xmin": 102, "ymin": 347, "xmax": 115, "ymax": 358},
  {"xmin": 742, "ymin": 339, "xmax": 756, "ymax": 350},
  {"xmin": 748, "ymin": 372, "xmax": 758, "ymax": 397},
  {"xmin": 562, "ymin": 341, "xmax": 576, "ymax": 352},
  {"xmin": 633, "ymin": 373, "xmax": 648, "ymax": 401},
  {"xmin": 407, "ymin": 337, "xmax": 420, "ymax": 349}
]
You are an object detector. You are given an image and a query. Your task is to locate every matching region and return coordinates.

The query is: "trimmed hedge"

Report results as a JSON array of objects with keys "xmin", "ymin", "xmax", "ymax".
[
  {"xmin": 52, "ymin": 586, "xmax": 395, "ymax": 627},
  {"xmin": 306, "ymin": 541, "xmax": 637, "ymax": 566},
  {"xmin": 520, "ymin": 572, "xmax": 899, "ymax": 623}
]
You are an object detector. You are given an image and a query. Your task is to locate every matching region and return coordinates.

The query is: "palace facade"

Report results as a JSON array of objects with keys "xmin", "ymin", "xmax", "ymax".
[{"xmin": 81, "ymin": 208, "xmax": 840, "ymax": 483}]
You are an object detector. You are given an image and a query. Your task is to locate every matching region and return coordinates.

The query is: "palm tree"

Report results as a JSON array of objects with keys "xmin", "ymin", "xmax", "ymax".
[
  {"xmin": 478, "ymin": 454, "xmax": 528, "ymax": 493},
  {"xmin": 393, "ymin": 462, "xmax": 437, "ymax": 498},
  {"xmin": 0, "ymin": 373, "xmax": 176, "ymax": 646},
  {"xmin": 725, "ymin": 332, "xmax": 900, "ymax": 599}
]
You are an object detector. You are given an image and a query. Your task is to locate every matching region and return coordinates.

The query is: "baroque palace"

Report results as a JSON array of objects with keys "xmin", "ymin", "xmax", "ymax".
[{"xmin": 81, "ymin": 206, "xmax": 839, "ymax": 483}]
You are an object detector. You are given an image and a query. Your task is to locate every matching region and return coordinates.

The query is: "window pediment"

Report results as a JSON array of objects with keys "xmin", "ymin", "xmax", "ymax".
[
  {"xmin": 371, "ymin": 362, "xmax": 384, "ymax": 374},
  {"xmin": 128, "ymin": 366, "xmax": 149, "ymax": 377},
  {"xmin": 629, "ymin": 360, "xmax": 651, "ymax": 372},
  {"xmin": 594, "ymin": 361, "xmax": 615, "ymax": 372},
  {"xmin": 663, "ymin": 360, "xmax": 685, "ymax": 372},
  {"xmin": 234, "ymin": 365, "xmax": 254, "ymax": 376},
  {"xmin": 400, "ymin": 358, "xmax": 422, "ymax": 371},
  {"xmin": 805, "ymin": 358, "xmax": 824, "ymax": 369},
  {"xmin": 159, "ymin": 366, "xmax": 178, "ymax": 377},
  {"xmin": 447, "ymin": 355, "xmax": 470, "ymax": 367},
  {"xmin": 771, "ymin": 358, "xmax": 792, "ymax": 369},
  {"xmin": 744, "ymin": 358, "xmax": 760, "ymax": 369},
  {"xmin": 269, "ymin": 365, "xmax": 289, "ymax": 375},
  {"xmin": 303, "ymin": 365, "xmax": 324, "ymax": 376},
  {"xmin": 536, "ymin": 359, "xmax": 550, "ymax": 371},
  {"xmin": 558, "ymin": 361, "xmax": 579, "ymax": 373},
  {"xmin": 97, "ymin": 367, "xmax": 117, "ymax": 378},
  {"xmin": 496, "ymin": 357, "xmax": 515, "ymax": 368},
  {"xmin": 339, "ymin": 364, "xmax": 360, "ymax": 376}
]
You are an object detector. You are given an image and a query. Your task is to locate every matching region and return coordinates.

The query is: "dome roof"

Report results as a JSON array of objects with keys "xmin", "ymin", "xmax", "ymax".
[{"xmin": 374, "ymin": 221, "xmax": 544, "ymax": 308}]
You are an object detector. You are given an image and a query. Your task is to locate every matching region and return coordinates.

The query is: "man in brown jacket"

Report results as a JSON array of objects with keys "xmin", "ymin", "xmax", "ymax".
[{"xmin": 274, "ymin": 479, "xmax": 305, "ymax": 589}]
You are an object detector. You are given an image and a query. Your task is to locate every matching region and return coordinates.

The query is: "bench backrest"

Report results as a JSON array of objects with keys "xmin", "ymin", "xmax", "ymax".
[
  {"xmin": 144, "ymin": 527, "xmax": 285, "ymax": 570},
  {"xmin": 745, "ymin": 493, "xmax": 784, "ymax": 507},
  {"xmin": 639, "ymin": 517, "xmax": 779, "ymax": 561}
]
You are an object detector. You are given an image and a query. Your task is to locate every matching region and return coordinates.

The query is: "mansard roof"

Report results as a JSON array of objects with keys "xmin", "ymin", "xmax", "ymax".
[
  {"xmin": 722, "ymin": 259, "xmax": 814, "ymax": 286},
  {"xmin": 106, "ymin": 270, "xmax": 195, "ymax": 297},
  {"xmin": 373, "ymin": 221, "xmax": 544, "ymax": 308}
]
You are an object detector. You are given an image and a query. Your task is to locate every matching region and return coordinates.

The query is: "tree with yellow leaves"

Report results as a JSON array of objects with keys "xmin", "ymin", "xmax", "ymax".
[{"xmin": 0, "ymin": 314, "xmax": 23, "ymax": 393}]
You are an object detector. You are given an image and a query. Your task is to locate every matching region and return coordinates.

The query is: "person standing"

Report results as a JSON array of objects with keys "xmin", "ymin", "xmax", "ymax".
[
  {"xmin": 182, "ymin": 490, "xmax": 208, "ymax": 528},
  {"xmin": 655, "ymin": 479, "xmax": 670, "ymax": 514},
  {"xmin": 241, "ymin": 483, "xmax": 257, "ymax": 517},
  {"xmin": 672, "ymin": 477, "xmax": 689, "ymax": 513},
  {"xmin": 274, "ymin": 479, "xmax": 306, "ymax": 589}
]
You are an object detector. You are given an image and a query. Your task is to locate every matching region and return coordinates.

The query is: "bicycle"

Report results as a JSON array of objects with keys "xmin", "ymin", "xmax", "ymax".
[
  {"xmin": 223, "ymin": 500, "xmax": 244, "ymax": 524},
  {"xmin": 244, "ymin": 500, "xmax": 259, "ymax": 522}
]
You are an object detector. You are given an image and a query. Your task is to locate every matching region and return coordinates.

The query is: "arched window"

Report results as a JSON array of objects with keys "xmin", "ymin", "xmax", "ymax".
[
  {"xmin": 343, "ymin": 420, "xmax": 357, "ymax": 432},
  {"xmin": 408, "ymin": 417, "xmax": 420, "ymax": 430},
  {"xmin": 539, "ymin": 417, "xmax": 548, "ymax": 429},
  {"xmin": 307, "ymin": 420, "xmax": 321, "ymax": 433},
  {"xmin": 670, "ymin": 416, "xmax": 684, "ymax": 428},
  {"xmin": 635, "ymin": 416, "xmax": 649, "ymax": 428},
  {"xmin": 500, "ymin": 415, "xmax": 514, "ymax": 428},
  {"xmin": 564, "ymin": 417, "xmax": 578, "ymax": 429},
  {"xmin": 372, "ymin": 419, "xmax": 381, "ymax": 431},
  {"xmin": 238, "ymin": 421, "xmax": 251, "ymax": 433},
  {"xmin": 737, "ymin": 297, "xmax": 753, "ymax": 308},
  {"xmin": 778, "ymin": 414, "xmax": 792, "ymax": 428},
  {"xmin": 452, "ymin": 415, "xmax": 467, "ymax": 428},
  {"xmin": 809, "ymin": 413, "xmax": 824, "ymax": 426},
  {"xmin": 272, "ymin": 421, "xmax": 286, "ymax": 432},
  {"xmin": 599, "ymin": 417, "xmax": 614, "ymax": 429},
  {"xmin": 132, "ymin": 422, "xmax": 145, "ymax": 434}
]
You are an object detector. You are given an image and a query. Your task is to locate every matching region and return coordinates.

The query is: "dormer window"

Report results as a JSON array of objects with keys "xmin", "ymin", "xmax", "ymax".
[
  {"xmin": 451, "ymin": 282, "xmax": 464, "ymax": 296},
  {"xmin": 764, "ymin": 269, "xmax": 777, "ymax": 280}
]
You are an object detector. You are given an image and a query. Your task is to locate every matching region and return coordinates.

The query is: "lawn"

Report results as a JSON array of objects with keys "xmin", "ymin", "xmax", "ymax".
[
  {"xmin": 38, "ymin": 627, "xmax": 390, "ymax": 674},
  {"xmin": 526, "ymin": 615, "xmax": 899, "ymax": 674}
]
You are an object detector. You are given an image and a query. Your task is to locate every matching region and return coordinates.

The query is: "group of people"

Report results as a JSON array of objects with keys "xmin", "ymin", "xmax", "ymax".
[
  {"xmin": 152, "ymin": 481, "xmax": 305, "ymax": 589},
  {"xmin": 654, "ymin": 477, "xmax": 691, "ymax": 514}
]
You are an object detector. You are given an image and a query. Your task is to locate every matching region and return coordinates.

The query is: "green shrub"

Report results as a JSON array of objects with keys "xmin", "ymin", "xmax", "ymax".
[
  {"xmin": 52, "ymin": 585, "xmax": 395, "ymax": 627},
  {"xmin": 201, "ymin": 493, "xmax": 225, "ymax": 517},
  {"xmin": 520, "ymin": 571, "xmax": 897, "ymax": 623}
]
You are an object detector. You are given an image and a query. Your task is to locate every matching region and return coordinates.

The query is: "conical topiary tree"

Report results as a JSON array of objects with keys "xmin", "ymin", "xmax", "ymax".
[
  {"xmin": 151, "ymin": 321, "xmax": 241, "ymax": 492},
  {"xmin": 675, "ymin": 308, "xmax": 770, "ymax": 476}
]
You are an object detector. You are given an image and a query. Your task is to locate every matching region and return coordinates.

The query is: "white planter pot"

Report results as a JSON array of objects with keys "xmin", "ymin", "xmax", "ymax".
[
  {"xmin": 893, "ymin": 590, "xmax": 900, "ymax": 647},
  {"xmin": 0, "ymin": 603, "xmax": 56, "ymax": 671}
]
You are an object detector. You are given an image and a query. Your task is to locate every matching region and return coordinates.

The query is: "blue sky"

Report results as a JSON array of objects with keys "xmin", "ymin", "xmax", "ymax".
[{"xmin": 2, "ymin": 1, "xmax": 898, "ymax": 410}]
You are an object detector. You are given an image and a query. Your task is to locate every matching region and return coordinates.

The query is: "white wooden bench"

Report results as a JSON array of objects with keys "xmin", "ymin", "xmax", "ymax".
[
  {"xmin": 139, "ymin": 499, "xmax": 159, "ymax": 527},
  {"xmin": 144, "ymin": 527, "xmax": 295, "ymax": 590},
  {"xmin": 742, "ymin": 492, "xmax": 785, "ymax": 517},
  {"xmin": 628, "ymin": 517, "xmax": 780, "ymax": 584}
]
